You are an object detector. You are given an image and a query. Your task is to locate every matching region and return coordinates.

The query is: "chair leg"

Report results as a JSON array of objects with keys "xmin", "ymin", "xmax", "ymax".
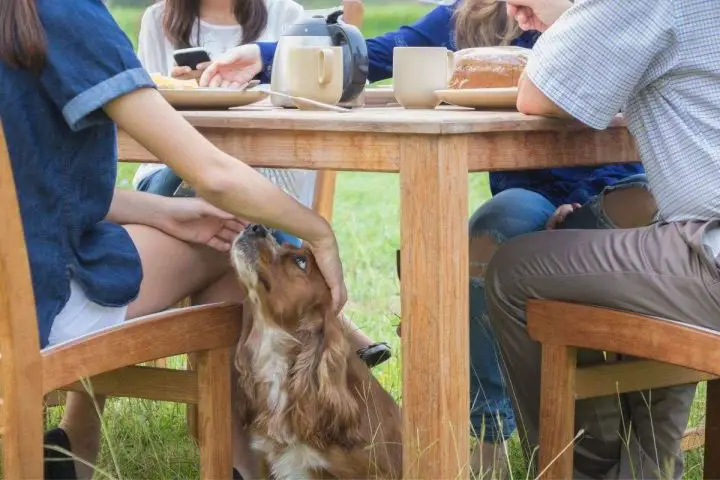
[
  {"xmin": 704, "ymin": 379, "xmax": 720, "ymax": 478},
  {"xmin": 186, "ymin": 352, "xmax": 199, "ymax": 440},
  {"xmin": 538, "ymin": 344, "xmax": 577, "ymax": 479},
  {"xmin": 196, "ymin": 347, "xmax": 232, "ymax": 480}
]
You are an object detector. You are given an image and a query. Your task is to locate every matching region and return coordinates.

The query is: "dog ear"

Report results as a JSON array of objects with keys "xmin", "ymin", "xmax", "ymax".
[
  {"xmin": 234, "ymin": 307, "xmax": 256, "ymax": 428},
  {"xmin": 287, "ymin": 307, "xmax": 362, "ymax": 449}
]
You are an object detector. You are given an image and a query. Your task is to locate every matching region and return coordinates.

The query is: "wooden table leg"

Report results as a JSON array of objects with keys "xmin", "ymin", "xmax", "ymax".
[{"xmin": 400, "ymin": 135, "xmax": 470, "ymax": 479}]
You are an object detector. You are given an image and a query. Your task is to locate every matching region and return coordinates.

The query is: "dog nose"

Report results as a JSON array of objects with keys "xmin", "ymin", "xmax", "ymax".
[{"xmin": 248, "ymin": 224, "xmax": 268, "ymax": 237}]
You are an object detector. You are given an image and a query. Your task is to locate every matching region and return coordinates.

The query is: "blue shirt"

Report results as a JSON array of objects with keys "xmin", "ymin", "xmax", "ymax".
[
  {"xmin": 256, "ymin": 3, "xmax": 644, "ymax": 206},
  {"xmin": 0, "ymin": 0, "xmax": 154, "ymax": 347}
]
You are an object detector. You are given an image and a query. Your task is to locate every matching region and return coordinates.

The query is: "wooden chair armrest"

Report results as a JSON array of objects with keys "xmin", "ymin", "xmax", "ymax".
[
  {"xmin": 527, "ymin": 300, "xmax": 720, "ymax": 377},
  {"xmin": 42, "ymin": 303, "xmax": 242, "ymax": 393}
]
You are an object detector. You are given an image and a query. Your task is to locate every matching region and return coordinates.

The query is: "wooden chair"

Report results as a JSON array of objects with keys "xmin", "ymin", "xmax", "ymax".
[
  {"xmin": 528, "ymin": 300, "xmax": 720, "ymax": 479},
  {"xmin": 0, "ymin": 123, "xmax": 240, "ymax": 478}
]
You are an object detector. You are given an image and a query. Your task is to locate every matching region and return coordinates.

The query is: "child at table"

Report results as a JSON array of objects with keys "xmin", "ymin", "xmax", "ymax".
[{"xmin": 199, "ymin": 0, "xmax": 657, "ymax": 476}]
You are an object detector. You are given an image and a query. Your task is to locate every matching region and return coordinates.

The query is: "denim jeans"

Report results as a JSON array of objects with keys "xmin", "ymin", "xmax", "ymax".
[
  {"xmin": 467, "ymin": 174, "xmax": 650, "ymax": 443},
  {"xmin": 136, "ymin": 167, "xmax": 303, "ymax": 247}
]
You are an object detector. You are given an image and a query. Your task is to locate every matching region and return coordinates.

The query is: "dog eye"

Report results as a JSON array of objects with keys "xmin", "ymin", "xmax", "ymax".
[{"xmin": 293, "ymin": 255, "xmax": 308, "ymax": 271}]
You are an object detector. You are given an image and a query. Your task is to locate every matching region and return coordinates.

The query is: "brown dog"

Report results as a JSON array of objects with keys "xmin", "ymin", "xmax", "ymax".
[{"xmin": 231, "ymin": 224, "xmax": 402, "ymax": 479}]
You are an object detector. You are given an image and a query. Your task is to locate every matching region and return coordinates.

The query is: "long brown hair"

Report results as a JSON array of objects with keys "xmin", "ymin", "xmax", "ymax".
[
  {"xmin": 454, "ymin": 0, "xmax": 520, "ymax": 50},
  {"xmin": 0, "ymin": 0, "xmax": 46, "ymax": 70},
  {"xmin": 163, "ymin": 0, "xmax": 268, "ymax": 49}
]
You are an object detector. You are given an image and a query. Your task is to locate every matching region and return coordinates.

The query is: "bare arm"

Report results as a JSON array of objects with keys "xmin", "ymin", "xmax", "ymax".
[
  {"xmin": 516, "ymin": 71, "xmax": 571, "ymax": 118},
  {"xmin": 103, "ymin": 88, "xmax": 332, "ymax": 245},
  {"xmin": 106, "ymin": 188, "xmax": 167, "ymax": 226}
]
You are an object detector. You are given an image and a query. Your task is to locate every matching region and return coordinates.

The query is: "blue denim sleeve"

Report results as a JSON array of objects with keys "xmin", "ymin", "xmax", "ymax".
[
  {"xmin": 37, "ymin": 0, "xmax": 155, "ymax": 131},
  {"xmin": 256, "ymin": 42, "xmax": 278, "ymax": 84},
  {"xmin": 367, "ymin": 4, "xmax": 456, "ymax": 83}
]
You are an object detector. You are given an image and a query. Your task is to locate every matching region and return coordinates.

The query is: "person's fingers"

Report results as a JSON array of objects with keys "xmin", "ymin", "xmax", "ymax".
[
  {"xmin": 196, "ymin": 61, "xmax": 212, "ymax": 72},
  {"xmin": 225, "ymin": 219, "xmax": 248, "ymax": 232},
  {"xmin": 170, "ymin": 66, "xmax": 192, "ymax": 78},
  {"xmin": 220, "ymin": 79, "xmax": 232, "ymax": 89},
  {"xmin": 199, "ymin": 63, "xmax": 218, "ymax": 87},
  {"xmin": 209, "ymin": 72, "xmax": 223, "ymax": 89},
  {"xmin": 505, "ymin": 0, "xmax": 536, "ymax": 7},
  {"xmin": 229, "ymin": 81, "xmax": 242, "ymax": 90},
  {"xmin": 507, "ymin": 4, "xmax": 518, "ymax": 17},
  {"xmin": 207, "ymin": 237, "xmax": 231, "ymax": 252},
  {"xmin": 216, "ymin": 227, "xmax": 238, "ymax": 244}
]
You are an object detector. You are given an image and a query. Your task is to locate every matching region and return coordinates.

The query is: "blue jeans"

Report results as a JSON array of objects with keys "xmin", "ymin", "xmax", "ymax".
[
  {"xmin": 467, "ymin": 174, "xmax": 650, "ymax": 443},
  {"xmin": 136, "ymin": 167, "xmax": 303, "ymax": 247}
]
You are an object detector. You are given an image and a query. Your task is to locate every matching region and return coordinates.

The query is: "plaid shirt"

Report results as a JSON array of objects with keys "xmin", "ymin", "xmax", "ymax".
[{"xmin": 526, "ymin": 0, "xmax": 720, "ymax": 222}]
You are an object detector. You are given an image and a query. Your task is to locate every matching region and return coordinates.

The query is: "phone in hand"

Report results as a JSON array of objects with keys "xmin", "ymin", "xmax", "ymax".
[{"xmin": 173, "ymin": 47, "xmax": 212, "ymax": 70}]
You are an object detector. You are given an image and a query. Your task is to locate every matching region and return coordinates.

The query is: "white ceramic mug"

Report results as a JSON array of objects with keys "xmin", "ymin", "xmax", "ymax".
[
  {"xmin": 287, "ymin": 46, "xmax": 344, "ymax": 109},
  {"xmin": 393, "ymin": 47, "xmax": 454, "ymax": 109}
]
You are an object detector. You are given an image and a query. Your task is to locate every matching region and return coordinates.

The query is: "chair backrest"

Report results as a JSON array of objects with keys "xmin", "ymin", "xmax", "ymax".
[{"xmin": 0, "ymin": 120, "xmax": 44, "ymax": 476}]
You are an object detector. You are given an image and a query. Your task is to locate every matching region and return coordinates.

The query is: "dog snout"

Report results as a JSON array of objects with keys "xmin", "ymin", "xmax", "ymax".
[{"xmin": 247, "ymin": 224, "xmax": 268, "ymax": 238}]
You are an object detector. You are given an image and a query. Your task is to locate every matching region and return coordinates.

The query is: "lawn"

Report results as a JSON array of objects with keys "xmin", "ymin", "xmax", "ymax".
[{"xmin": 41, "ymin": 5, "xmax": 707, "ymax": 479}]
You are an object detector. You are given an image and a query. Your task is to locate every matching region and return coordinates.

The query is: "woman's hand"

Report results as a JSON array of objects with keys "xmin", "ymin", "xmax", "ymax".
[
  {"xmin": 307, "ymin": 229, "xmax": 348, "ymax": 314},
  {"xmin": 170, "ymin": 62, "xmax": 211, "ymax": 80},
  {"xmin": 546, "ymin": 203, "xmax": 581, "ymax": 229},
  {"xmin": 506, "ymin": 0, "xmax": 572, "ymax": 32},
  {"xmin": 199, "ymin": 44, "xmax": 263, "ymax": 88},
  {"xmin": 155, "ymin": 197, "xmax": 248, "ymax": 252}
]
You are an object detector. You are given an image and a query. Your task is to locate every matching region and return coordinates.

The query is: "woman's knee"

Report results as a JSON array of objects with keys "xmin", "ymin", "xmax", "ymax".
[{"xmin": 469, "ymin": 189, "xmax": 555, "ymax": 279}]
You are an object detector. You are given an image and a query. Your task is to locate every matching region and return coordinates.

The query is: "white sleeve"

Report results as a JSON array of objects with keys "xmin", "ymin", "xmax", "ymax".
[
  {"xmin": 136, "ymin": 6, "xmax": 171, "ymax": 74},
  {"xmin": 267, "ymin": 0, "xmax": 305, "ymax": 38}
]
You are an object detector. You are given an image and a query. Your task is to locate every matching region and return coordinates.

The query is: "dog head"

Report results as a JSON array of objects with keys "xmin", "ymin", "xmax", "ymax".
[
  {"xmin": 231, "ymin": 224, "xmax": 331, "ymax": 330},
  {"xmin": 231, "ymin": 224, "xmax": 362, "ymax": 448}
]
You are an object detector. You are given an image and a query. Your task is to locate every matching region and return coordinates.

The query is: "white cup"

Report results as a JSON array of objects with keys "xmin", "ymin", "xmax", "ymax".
[{"xmin": 393, "ymin": 47, "xmax": 454, "ymax": 109}]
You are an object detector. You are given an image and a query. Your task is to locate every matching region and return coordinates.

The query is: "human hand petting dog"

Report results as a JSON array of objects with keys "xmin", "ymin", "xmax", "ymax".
[
  {"xmin": 155, "ymin": 197, "xmax": 248, "ymax": 252},
  {"xmin": 546, "ymin": 203, "xmax": 581, "ymax": 229},
  {"xmin": 506, "ymin": 0, "xmax": 572, "ymax": 32}
]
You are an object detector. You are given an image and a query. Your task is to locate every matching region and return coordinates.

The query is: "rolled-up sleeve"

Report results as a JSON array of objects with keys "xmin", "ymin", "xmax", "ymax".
[
  {"xmin": 38, "ymin": 0, "xmax": 155, "ymax": 131},
  {"xmin": 525, "ymin": 0, "xmax": 676, "ymax": 130}
]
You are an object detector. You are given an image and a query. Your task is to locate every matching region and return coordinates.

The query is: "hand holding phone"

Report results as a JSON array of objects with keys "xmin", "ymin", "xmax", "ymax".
[{"xmin": 173, "ymin": 47, "xmax": 212, "ymax": 70}]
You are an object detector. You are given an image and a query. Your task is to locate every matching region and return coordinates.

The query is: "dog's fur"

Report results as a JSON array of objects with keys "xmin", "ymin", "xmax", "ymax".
[{"xmin": 231, "ymin": 225, "xmax": 402, "ymax": 479}]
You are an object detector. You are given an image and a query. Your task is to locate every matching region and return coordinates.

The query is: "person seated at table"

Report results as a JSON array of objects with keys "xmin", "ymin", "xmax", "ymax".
[
  {"xmin": 198, "ymin": 0, "xmax": 658, "ymax": 475},
  {"xmin": 132, "ymin": 0, "xmax": 390, "ymax": 368},
  {"xmin": 485, "ymin": 0, "xmax": 720, "ymax": 478},
  {"xmin": 0, "ymin": 0, "xmax": 351, "ymax": 478}
]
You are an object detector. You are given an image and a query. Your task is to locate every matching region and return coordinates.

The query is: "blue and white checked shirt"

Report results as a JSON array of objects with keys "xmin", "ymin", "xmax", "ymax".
[{"xmin": 527, "ymin": 0, "xmax": 720, "ymax": 223}]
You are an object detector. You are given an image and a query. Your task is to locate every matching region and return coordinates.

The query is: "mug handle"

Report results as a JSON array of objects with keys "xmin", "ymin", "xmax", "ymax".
[{"xmin": 318, "ymin": 48, "xmax": 335, "ymax": 85}]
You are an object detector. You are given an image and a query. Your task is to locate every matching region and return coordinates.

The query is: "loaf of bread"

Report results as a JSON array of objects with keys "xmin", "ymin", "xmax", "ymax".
[{"xmin": 448, "ymin": 46, "xmax": 529, "ymax": 89}]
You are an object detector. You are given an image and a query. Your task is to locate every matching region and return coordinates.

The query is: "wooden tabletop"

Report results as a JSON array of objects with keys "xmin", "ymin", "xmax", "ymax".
[{"xmin": 178, "ymin": 106, "xmax": 628, "ymax": 135}]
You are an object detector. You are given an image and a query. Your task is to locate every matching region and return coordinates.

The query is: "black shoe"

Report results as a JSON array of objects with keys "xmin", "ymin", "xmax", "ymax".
[
  {"xmin": 44, "ymin": 428, "xmax": 77, "ymax": 480},
  {"xmin": 358, "ymin": 342, "xmax": 392, "ymax": 368},
  {"xmin": 233, "ymin": 467, "xmax": 244, "ymax": 479}
]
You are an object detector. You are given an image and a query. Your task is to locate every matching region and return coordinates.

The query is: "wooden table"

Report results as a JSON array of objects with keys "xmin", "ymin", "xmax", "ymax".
[{"xmin": 118, "ymin": 107, "xmax": 637, "ymax": 479}]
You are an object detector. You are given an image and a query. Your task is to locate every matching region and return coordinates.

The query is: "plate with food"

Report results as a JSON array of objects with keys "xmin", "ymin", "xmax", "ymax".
[
  {"xmin": 435, "ymin": 46, "xmax": 525, "ymax": 109},
  {"xmin": 152, "ymin": 74, "xmax": 269, "ymax": 109}
]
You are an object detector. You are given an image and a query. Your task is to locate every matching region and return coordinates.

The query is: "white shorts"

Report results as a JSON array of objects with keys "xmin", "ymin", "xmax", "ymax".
[{"xmin": 46, "ymin": 280, "xmax": 128, "ymax": 349}]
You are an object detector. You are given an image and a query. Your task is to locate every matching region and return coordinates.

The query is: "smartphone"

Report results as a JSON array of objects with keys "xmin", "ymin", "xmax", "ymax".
[{"xmin": 173, "ymin": 47, "xmax": 212, "ymax": 70}]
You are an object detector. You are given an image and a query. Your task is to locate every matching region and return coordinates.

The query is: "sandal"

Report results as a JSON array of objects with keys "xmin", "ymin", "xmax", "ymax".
[
  {"xmin": 357, "ymin": 342, "xmax": 392, "ymax": 368},
  {"xmin": 44, "ymin": 428, "xmax": 77, "ymax": 480}
]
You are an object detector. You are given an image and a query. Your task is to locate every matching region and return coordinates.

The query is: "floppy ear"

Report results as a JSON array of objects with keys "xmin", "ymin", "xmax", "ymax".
[
  {"xmin": 287, "ymin": 307, "xmax": 362, "ymax": 449},
  {"xmin": 234, "ymin": 306, "xmax": 257, "ymax": 428}
]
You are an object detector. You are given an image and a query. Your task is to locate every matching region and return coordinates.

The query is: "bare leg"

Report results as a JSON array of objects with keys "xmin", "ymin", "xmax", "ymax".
[{"xmin": 60, "ymin": 225, "xmax": 250, "ymax": 477}]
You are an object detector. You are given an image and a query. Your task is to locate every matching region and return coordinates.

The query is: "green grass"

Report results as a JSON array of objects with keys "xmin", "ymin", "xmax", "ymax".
[{"xmin": 41, "ymin": 6, "xmax": 707, "ymax": 479}]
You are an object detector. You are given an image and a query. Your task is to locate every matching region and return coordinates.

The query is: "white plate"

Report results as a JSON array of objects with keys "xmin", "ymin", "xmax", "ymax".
[
  {"xmin": 159, "ymin": 88, "xmax": 269, "ymax": 109},
  {"xmin": 435, "ymin": 87, "xmax": 518, "ymax": 109}
]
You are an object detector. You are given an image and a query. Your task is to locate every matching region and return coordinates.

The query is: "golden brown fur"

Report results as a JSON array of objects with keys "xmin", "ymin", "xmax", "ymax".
[{"xmin": 231, "ymin": 225, "xmax": 402, "ymax": 479}]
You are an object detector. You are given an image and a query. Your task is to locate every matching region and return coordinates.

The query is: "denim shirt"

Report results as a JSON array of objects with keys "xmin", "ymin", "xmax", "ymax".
[
  {"xmin": 256, "ymin": 3, "xmax": 644, "ymax": 206},
  {"xmin": 0, "ymin": 0, "xmax": 154, "ymax": 347}
]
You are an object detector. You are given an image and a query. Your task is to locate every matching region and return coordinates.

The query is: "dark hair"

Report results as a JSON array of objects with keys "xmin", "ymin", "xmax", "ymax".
[
  {"xmin": 163, "ymin": 0, "xmax": 269, "ymax": 49},
  {"xmin": 454, "ymin": 0, "xmax": 519, "ymax": 50},
  {"xmin": 0, "ymin": 0, "xmax": 46, "ymax": 70}
]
